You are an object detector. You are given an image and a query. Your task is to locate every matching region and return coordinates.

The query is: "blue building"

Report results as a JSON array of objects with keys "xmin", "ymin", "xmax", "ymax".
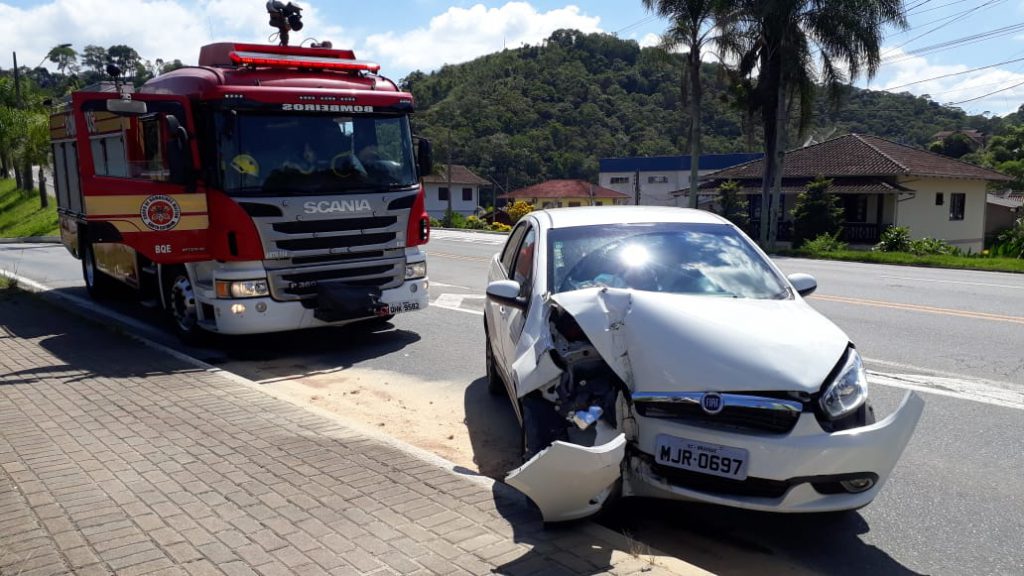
[{"xmin": 599, "ymin": 153, "xmax": 763, "ymax": 206}]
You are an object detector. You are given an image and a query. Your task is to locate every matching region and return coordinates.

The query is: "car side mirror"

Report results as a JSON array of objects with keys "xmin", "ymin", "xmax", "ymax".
[
  {"xmin": 787, "ymin": 273, "xmax": 817, "ymax": 297},
  {"xmin": 486, "ymin": 279, "xmax": 527, "ymax": 310},
  {"xmin": 107, "ymin": 98, "xmax": 147, "ymax": 115}
]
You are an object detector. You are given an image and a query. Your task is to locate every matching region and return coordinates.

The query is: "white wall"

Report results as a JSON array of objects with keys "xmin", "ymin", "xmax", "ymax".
[
  {"xmin": 895, "ymin": 178, "xmax": 987, "ymax": 252},
  {"xmin": 424, "ymin": 183, "xmax": 479, "ymax": 218},
  {"xmin": 600, "ymin": 169, "xmax": 719, "ymax": 207}
]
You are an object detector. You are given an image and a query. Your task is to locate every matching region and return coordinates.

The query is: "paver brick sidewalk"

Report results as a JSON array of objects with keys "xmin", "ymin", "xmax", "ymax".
[{"xmin": 0, "ymin": 291, "xmax": 690, "ymax": 576}]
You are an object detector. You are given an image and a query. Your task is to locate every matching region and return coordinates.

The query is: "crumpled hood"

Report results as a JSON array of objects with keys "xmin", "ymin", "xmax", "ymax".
[{"xmin": 550, "ymin": 287, "xmax": 850, "ymax": 394}]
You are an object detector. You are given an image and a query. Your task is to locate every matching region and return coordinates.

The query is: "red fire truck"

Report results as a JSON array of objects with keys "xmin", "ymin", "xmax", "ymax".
[{"xmin": 49, "ymin": 42, "xmax": 432, "ymax": 342}]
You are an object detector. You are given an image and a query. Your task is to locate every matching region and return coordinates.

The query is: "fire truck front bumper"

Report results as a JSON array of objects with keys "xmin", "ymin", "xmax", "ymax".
[{"xmin": 203, "ymin": 278, "xmax": 429, "ymax": 335}]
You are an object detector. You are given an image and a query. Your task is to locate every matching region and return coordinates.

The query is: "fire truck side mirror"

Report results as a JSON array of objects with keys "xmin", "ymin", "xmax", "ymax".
[
  {"xmin": 107, "ymin": 99, "xmax": 148, "ymax": 115},
  {"xmin": 165, "ymin": 114, "xmax": 196, "ymax": 187},
  {"xmin": 416, "ymin": 138, "xmax": 433, "ymax": 180}
]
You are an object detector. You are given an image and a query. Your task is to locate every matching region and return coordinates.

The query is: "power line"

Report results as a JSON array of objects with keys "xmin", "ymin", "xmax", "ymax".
[
  {"xmin": 882, "ymin": 55, "xmax": 1024, "ymax": 91},
  {"xmin": 881, "ymin": 0, "xmax": 1008, "ymax": 59},
  {"xmin": 948, "ymin": 78, "xmax": 1024, "ymax": 105}
]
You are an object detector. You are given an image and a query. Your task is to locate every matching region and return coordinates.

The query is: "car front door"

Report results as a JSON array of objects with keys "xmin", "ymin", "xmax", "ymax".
[{"xmin": 487, "ymin": 222, "xmax": 537, "ymax": 400}]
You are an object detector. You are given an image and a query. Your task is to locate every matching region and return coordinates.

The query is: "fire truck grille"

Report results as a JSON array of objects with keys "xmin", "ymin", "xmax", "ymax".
[{"xmin": 253, "ymin": 206, "xmax": 409, "ymax": 302}]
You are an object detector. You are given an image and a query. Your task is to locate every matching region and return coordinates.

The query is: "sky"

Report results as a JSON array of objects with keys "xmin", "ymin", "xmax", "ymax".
[{"xmin": 3, "ymin": 0, "xmax": 1024, "ymax": 116}]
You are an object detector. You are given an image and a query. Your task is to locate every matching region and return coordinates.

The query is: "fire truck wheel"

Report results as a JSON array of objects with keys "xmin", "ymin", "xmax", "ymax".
[
  {"xmin": 163, "ymin": 266, "xmax": 207, "ymax": 346},
  {"xmin": 81, "ymin": 241, "xmax": 117, "ymax": 299}
]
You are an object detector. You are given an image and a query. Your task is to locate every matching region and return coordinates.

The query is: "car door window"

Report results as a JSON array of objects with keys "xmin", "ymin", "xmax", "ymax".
[
  {"xmin": 510, "ymin": 227, "xmax": 537, "ymax": 300},
  {"xmin": 500, "ymin": 222, "xmax": 529, "ymax": 277}
]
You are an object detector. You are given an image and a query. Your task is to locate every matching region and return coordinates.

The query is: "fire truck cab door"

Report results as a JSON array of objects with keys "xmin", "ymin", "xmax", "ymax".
[{"xmin": 74, "ymin": 92, "xmax": 211, "ymax": 264}]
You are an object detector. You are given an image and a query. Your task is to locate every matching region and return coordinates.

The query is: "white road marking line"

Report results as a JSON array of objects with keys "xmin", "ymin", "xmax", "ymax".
[
  {"xmin": 433, "ymin": 293, "xmax": 485, "ymax": 316},
  {"xmin": 868, "ymin": 371, "xmax": 1024, "ymax": 411},
  {"xmin": 431, "ymin": 230, "xmax": 508, "ymax": 245},
  {"xmin": 879, "ymin": 275, "xmax": 1023, "ymax": 290},
  {"xmin": 430, "ymin": 281, "xmax": 472, "ymax": 290}
]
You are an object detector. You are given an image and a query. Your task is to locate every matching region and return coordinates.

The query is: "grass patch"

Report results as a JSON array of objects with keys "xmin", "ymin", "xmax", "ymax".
[
  {"xmin": 779, "ymin": 248, "xmax": 1024, "ymax": 273},
  {"xmin": 0, "ymin": 179, "xmax": 59, "ymax": 238}
]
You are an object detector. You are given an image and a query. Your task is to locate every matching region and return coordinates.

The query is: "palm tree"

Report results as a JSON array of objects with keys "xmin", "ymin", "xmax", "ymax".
[
  {"xmin": 642, "ymin": 0, "xmax": 735, "ymax": 209},
  {"xmin": 732, "ymin": 0, "xmax": 907, "ymax": 248}
]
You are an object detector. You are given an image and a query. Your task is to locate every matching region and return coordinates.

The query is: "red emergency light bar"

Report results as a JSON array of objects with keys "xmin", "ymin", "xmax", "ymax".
[{"xmin": 229, "ymin": 50, "xmax": 381, "ymax": 73}]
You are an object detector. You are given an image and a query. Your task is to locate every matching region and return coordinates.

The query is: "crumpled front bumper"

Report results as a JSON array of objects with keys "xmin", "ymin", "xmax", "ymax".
[{"xmin": 624, "ymin": 391, "xmax": 925, "ymax": 513}]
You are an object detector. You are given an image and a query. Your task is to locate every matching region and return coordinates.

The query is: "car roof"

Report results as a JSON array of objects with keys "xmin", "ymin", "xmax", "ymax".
[{"xmin": 529, "ymin": 206, "xmax": 730, "ymax": 229}]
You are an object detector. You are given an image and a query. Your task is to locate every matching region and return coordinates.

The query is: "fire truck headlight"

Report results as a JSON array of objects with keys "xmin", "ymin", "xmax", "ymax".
[
  {"xmin": 215, "ymin": 279, "xmax": 270, "ymax": 299},
  {"xmin": 405, "ymin": 261, "xmax": 427, "ymax": 280}
]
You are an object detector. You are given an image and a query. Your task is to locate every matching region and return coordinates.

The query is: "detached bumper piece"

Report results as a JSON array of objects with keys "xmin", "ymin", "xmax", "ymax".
[
  {"xmin": 313, "ymin": 283, "xmax": 383, "ymax": 322},
  {"xmin": 506, "ymin": 433, "xmax": 627, "ymax": 523}
]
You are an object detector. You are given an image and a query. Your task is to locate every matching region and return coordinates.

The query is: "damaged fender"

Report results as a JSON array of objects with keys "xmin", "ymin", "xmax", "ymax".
[{"xmin": 506, "ymin": 431, "xmax": 627, "ymax": 523}]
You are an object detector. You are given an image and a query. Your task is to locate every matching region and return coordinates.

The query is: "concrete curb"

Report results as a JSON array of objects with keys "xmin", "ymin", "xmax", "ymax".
[
  {"xmin": 0, "ymin": 267, "xmax": 710, "ymax": 576},
  {"xmin": 0, "ymin": 236, "xmax": 61, "ymax": 244}
]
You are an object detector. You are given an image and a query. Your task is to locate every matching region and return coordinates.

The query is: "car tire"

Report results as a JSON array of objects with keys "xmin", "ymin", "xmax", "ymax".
[
  {"xmin": 81, "ymin": 240, "xmax": 118, "ymax": 299},
  {"xmin": 163, "ymin": 266, "xmax": 208, "ymax": 346},
  {"xmin": 485, "ymin": 323, "xmax": 504, "ymax": 396}
]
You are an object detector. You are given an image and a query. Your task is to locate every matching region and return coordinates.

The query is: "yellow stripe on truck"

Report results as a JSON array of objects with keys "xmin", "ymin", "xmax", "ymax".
[
  {"xmin": 106, "ymin": 215, "xmax": 210, "ymax": 233},
  {"xmin": 85, "ymin": 194, "xmax": 208, "ymax": 216}
]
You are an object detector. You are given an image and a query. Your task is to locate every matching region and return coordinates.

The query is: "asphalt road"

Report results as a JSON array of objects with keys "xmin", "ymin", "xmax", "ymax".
[{"xmin": 1, "ymin": 233, "xmax": 1022, "ymax": 576}]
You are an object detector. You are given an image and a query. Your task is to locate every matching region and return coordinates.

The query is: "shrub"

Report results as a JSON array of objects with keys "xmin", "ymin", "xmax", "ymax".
[
  {"xmin": 990, "ymin": 217, "xmax": 1024, "ymax": 259},
  {"xmin": 874, "ymin": 225, "xmax": 911, "ymax": 252},
  {"xmin": 790, "ymin": 176, "xmax": 843, "ymax": 248},
  {"xmin": 908, "ymin": 237, "xmax": 959, "ymax": 256},
  {"xmin": 442, "ymin": 210, "xmax": 467, "ymax": 228},
  {"xmin": 802, "ymin": 231, "xmax": 847, "ymax": 253},
  {"xmin": 489, "ymin": 222, "xmax": 511, "ymax": 232},
  {"xmin": 716, "ymin": 180, "xmax": 749, "ymax": 228},
  {"xmin": 463, "ymin": 215, "xmax": 488, "ymax": 230},
  {"xmin": 505, "ymin": 200, "xmax": 534, "ymax": 223},
  {"xmin": 429, "ymin": 217, "xmax": 443, "ymax": 229}
]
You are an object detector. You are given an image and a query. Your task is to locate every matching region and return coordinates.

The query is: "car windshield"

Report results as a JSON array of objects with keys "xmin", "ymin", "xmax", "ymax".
[
  {"xmin": 215, "ymin": 112, "xmax": 417, "ymax": 196},
  {"xmin": 548, "ymin": 222, "xmax": 790, "ymax": 299}
]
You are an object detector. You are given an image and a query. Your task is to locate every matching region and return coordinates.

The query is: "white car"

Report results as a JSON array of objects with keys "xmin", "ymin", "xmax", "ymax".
[{"xmin": 483, "ymin": 206, "xmax": 924, "ymax": 522}]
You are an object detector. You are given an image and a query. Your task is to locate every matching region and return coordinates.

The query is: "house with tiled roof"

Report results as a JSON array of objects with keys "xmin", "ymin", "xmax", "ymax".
[
  {"xmin": 422, "ymin": 165, "xmax": 491, "ymax": 218},
  {"xmin": 698, "ymin": 134, "xmax": 1011, "ymax": 251},
  {"xmin": 499, "ymin": 180, "xmax": 631, "ymax": 208}
]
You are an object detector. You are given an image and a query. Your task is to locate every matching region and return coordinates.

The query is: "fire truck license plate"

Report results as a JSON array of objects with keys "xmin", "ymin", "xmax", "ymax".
[{"xmin": 377, "ymin": 302, "xmax": 420, "ymax": 316}]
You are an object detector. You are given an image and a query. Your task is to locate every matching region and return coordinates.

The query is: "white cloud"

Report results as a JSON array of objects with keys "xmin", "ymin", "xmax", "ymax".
[
  {"xmin": 0, "ymin": 0, "xmax": 352, "ymax": 70},
  {"xmin": 638, "ymin": 32, "xmax": 660, "ymax": 49},
  {"xmin": 361, "ymin": 2, "xmax": 601, "ymax": 74},
  {"xmin": 871, "ymin": 47, "xmax": 1024, "ymax": 115}
]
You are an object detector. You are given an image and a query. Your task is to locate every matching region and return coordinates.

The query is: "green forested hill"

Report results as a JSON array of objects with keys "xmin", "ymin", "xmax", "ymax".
[{"xmin": 403, "ymin": 29, "xmax": 1011, "ymax": 192}]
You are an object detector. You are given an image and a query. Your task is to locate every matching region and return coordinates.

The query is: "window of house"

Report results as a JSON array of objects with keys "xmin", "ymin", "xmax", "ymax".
[
  {"xmin": 648, "ymin": 175, "xmax": 669, "ymax": 184},
  {"xmin": 462, "ymin": 187, "xmax": 473, "ymax": 202},
  {"xmin": 438, "ymin": 187, "xmax": 449, "ymax": 202},
  {"xmin": 935, "ymin": 193, "xmax": 944, "ymax": 206},
  {"xmin": 568, "ymin": 202, "xmax": 581, "ymax": 207},
  {"xmin": 843, "ymin": 194, "xmax": 869, "ymax": 223},
  {"xmin": 950, "ymin": 193, "xmax": 965, "ymax": 221},
  {"xmin": 610, "ymin": 176, "xmax": 630, "ymax": 184}
]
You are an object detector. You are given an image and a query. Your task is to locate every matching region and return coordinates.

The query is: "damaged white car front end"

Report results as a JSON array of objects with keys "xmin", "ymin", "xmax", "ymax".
[
  {"xmin": 503, "ymin": 288, "xmax": 923, "ymax": 522},
  {"xmin": 485, "ymin": 210, "xmax": 924, "ymax": 523}
]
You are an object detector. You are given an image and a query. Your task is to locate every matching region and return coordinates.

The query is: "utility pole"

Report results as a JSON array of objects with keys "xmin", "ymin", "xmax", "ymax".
[
  {"xmin": 12, "ymin": 52, "xmax": 24, "ymax": 191},
  {"xmin": 446, "ymin": 128, "xmax": 453, "ymax": 222}
]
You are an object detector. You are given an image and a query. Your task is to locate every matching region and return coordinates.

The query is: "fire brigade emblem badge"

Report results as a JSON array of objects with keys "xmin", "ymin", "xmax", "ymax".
[{"xmin": 140, "ymin": 195, "xmax": 181, "ymax": 232}]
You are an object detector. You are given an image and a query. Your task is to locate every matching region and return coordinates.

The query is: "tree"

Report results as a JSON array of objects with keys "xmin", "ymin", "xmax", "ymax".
[
  {"xmin": 716, "ymin": 179, "xmax": 749, "ymax": 227},
  {"xmin": 642, "ymin": 0, "xmax": 735, "ymax": 209},
  {"xmin": 46, "ymin": 44, "xmax": 78, "ymax": 76},
  {"xmin": 790, "ymin": 176, "xmax": 843, "ymax": 247},
  {"xmin": 731, "ymin": 0, "xmax": 907, "ymax": 249},
  {"xmin": 81, "ymin": 45, "xmax": 108, "ymax": 75}
]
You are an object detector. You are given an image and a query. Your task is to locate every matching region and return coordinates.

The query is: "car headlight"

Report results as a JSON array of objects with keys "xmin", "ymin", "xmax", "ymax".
[
  {"xmin": 405, "ymin": 261, "xmax": 427, "ymax": 280},
  {"xmin": 820, "ymin": 349, "xmax": 869, "ymax": 419},
  {"xmin": 215, "ymin": 279, "xmax": 270, "ymax": 299}
]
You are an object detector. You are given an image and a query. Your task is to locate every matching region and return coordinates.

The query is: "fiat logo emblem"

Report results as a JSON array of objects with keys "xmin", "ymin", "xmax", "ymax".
[{"xmin": 701, "ymin": 392, "xmax": 724, "ymax": 415}]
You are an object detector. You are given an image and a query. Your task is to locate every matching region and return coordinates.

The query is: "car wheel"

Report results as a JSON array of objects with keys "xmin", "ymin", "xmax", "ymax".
[
  {"xmin": 81, "ymin": 240, "xmax": 117, "ymax": 299},
  {"xmin": 485, "ymin": 323, "xmax": 504, "ymax": 396},
  {"xmin": 163, "ymin": 266, "xmax": 207, "ymax": 346}
]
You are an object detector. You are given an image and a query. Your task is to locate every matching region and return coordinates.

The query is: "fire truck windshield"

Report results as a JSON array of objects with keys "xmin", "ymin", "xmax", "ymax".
[{"xmin": 216, "ymin": 112, "xmax": 417, "ymax": 196}]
